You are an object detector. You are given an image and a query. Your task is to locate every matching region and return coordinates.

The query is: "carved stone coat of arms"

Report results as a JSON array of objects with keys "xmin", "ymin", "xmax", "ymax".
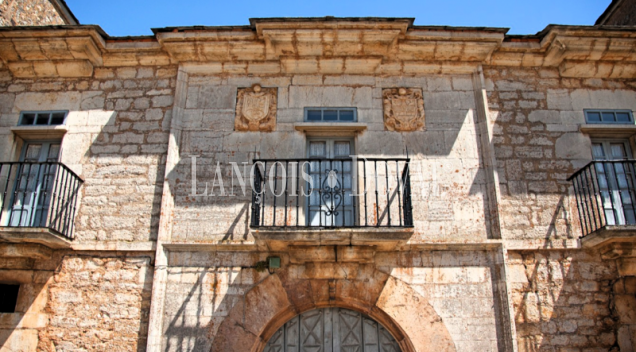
[
  {"xmin": 235, "ymin": 84, "xmax": 277, "ymax": 132},
  {"xmin": 382, "ymin": 88, "xmax": 425, "ymax": 132}
]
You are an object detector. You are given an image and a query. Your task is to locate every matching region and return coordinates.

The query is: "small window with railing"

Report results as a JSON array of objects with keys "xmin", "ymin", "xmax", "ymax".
[
  {"xmin": 18, "ymin": 111, "xmax": 67, "ymax": 126},
  {"xmin": 304, "ymin": 108, "xmax": 357, "ymax": 122},
  {"xmin": 584, "ymin": 109, "xmax": 634, "ymax": 124}
]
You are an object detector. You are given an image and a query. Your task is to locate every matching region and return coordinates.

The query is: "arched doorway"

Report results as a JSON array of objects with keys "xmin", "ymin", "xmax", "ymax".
[{"xmin": 263, "ymin": 307, "xmax": 401, "ymax": 352}]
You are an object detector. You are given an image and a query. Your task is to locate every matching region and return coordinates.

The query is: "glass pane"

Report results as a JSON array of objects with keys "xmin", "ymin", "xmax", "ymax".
[
  {"xmin": 47, "ymin": 144, "xmax": 61, "ymax": 162},
  {"xmin": 323, "ymin": 110, "xmax": 338, "ymax": 121},
  {"xmin": 587, "ymin": 112, "xmax": 601, "ymax": 122},
  {"xmin": 309, "ymin": 142, "xmax": 326, "ymax": 157},
  {"xmin": 339, "ymin": 110, "xmax": 354, "ymax": 121},
  {"xmin": 307, "ymin": 110, "xmax": 322, "ymax": 121},
  {"xmin": 602, "ymin": 112, "xmax": 616, "ymax": 122},
  {"xmin": 616, "ymin": 112, "xmax": 632, "ymax": 123},
  {"xmin": 24, "ymin": 144, "xmax": 42, "ymax": 162},
  {"xmin": 20, "ymin": 113, "xmax": 36, "ymax": 125},
  {"xmin": 50, "ymin": 112, "xmax": 65, "ymax": 125},
  {"xmin": 334, "ymin": 142, "xmax": 350, "ymax": 157},
  {"xmin": 592, "ymin": 144, "xmax": 606, "ymax": 160},
  {"xmin": 610, "ymin": 144, "xmax": 627, "ymax": 159},
  {"xmin": 35, "ymin": 113, "xmax": 50, "ymax": 125}
]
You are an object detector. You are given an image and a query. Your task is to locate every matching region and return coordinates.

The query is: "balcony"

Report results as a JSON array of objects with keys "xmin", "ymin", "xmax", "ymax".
[
  {"xmin": 0, "ymin": 162, "xmax": 83, "ymax": 249},
  {"xmin": 569, "ymin": 159, "xmax": 636, "ymax": 249},
  {"xmin": 250, "ymin": 157, "xmax": 413, "ymax": 250}
]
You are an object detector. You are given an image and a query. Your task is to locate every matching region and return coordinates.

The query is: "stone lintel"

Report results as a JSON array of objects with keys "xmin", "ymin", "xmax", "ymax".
[
  {"xmin": 294, "ymin": 122, "xmax": 367, "ymax": 136},
  {"xmin": 11, "ymin": 125, "xmax": 68, "ymax": 139},
  {"xmin": 580, "ymin": 124, "xmax": 636, "ymax": 138},
  {"xmin": 0, "ymin": 243, "xmax": 52, "ymax": 259}
]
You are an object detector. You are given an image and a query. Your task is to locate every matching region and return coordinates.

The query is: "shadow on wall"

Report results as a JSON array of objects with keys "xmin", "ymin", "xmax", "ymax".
[
  {"xmin": 160, "ymin": 250, "xmax": 516, "ymax": 351},
  {"xmin": 167, "ymin": 106, "xmax": 500, "ymax": 242},
  {"xmin": 70, "ymin": 74, "xmax": 174, "ymax": 243}
]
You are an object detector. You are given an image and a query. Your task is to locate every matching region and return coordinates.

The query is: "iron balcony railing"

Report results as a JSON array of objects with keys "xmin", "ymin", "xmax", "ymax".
[
  {"xmin": 0, "ymin": 162, "xmax": 83, "ymax": 240},
  {"xmin": 568, "ymin": 159, "xmax": 636, "ymax": 237},
  {"xmin": 251, "ymin": 157, "xmax": 413, "ymax": 228}
]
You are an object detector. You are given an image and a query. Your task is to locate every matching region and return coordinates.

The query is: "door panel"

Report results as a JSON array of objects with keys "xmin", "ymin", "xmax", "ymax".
[
  {"xmin": 592, "ymin": 140, "xmax": 636, "ymax": 225},
  {"xmin": 9, "ymin": 142, "xmax": 60, "ymax": 227},
  {"xmin": 307, "ymin": 139, "xmax": 354, "ymax": 227},
  {"xmin": 264, "ymin": 308, "xmax": 401, "ymax": 352}
]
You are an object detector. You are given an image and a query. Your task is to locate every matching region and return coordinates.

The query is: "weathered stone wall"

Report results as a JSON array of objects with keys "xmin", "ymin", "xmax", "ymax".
[
  {"xmin": 173, "ymin": 73, "xmax": 488, "ymax": 243},
  {"xmin": 508, "ymin": 250, "xmax": 618, "ymax": 351},
  {"xmin": 161, "ymin": 250, "xmax": 502, "ymax": 352},
  {"xmin": 0, "ymin": 0, "xmax": 66, "ymax": 26},
  {"xmin": 0, "ymin": 66, "xmax": 178, "ymax": 243},
  {"xmin": 483, "ymin": 67, "xmax": 636, "ymax": 240},
  {"xmin": 0, "ymin": 252, "xmax": 153, "ymax": 352}
]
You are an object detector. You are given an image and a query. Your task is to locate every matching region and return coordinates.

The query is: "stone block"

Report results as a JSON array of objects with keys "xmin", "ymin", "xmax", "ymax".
[
  {"xmin": 289, "ymin": 246, "xmax": 335, "ymax": 264},
  {"xmin": 555, "ymin": 133, "xmax": 591, "ymax": 160}
]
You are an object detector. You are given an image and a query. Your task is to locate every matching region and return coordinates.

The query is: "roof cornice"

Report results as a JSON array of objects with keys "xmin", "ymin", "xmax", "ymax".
[{"xmin": 0, "ymin": 21, "xmax": 634, "ymax": 79}]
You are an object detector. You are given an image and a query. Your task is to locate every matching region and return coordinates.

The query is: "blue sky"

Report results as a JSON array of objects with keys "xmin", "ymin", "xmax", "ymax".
[{"xmin": 65, "ymin": 0, "xmax": 611, "ymax": 37}]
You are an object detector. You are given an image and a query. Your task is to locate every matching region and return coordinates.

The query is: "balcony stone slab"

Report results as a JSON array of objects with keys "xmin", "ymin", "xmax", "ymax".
[
  {"xmin": 252, "ymin": 227, "xmax": 413, "ymax": 251},
  {"xmin": 0, "ymin": 227, "xmax": 72, "ymax": 249}
]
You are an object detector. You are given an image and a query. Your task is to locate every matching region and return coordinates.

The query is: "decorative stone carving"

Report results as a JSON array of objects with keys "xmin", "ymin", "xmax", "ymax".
[
  {"xmin": 382, "ymin": 88, "xmax": 425, "ymax": 132},
  {"xmin": 235, "ymin": 84, "xmax": 277, "ymax": 132}
]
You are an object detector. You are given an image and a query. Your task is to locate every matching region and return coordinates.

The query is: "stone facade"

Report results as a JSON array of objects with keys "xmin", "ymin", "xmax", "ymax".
[
  {"xmin": 0, "ymin": 0, "xmax": 76, "ymax": 27},
  {"xmin": 0, "ymin": 9, "xmax": 635, "ymax": 352}
]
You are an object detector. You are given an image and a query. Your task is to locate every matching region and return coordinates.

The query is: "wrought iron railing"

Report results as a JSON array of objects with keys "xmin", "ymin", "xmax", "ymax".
[
  {"xmin": 568, "ymin": 160, "xmax": 636, "ymax": 237},
  {"xmin": 0, "ymin": 162, "xmax": 83, "ymax": 240},
  {"xmin": 251, "ymin": 158, "xmax": 413, "ymax": 228}
]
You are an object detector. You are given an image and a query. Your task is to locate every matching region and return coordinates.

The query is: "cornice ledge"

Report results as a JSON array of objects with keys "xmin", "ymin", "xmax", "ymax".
[{"xmin": 252, "ymin": 17, "xmax": 413, "ymax": 38}]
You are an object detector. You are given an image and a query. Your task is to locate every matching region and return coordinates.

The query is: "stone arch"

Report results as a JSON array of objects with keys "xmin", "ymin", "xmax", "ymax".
[{"xmin": 210, "ymin": 264, "xmax": 456, "ymax": 352}]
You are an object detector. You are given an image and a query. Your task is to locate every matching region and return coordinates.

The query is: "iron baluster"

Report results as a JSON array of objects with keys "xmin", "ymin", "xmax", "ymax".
[
  {"xmin": 374, "ymin": 160, "xmax": 379, "ymax": 226},
  {"xmin": 363, "ymin": 159, "xmax": 368, "ymax": 226},
  {"xmin": 296, "ymin": 161, "xmax": 300, "ymax": 226},
  {"xmin": 396, "ymin": 160, "xmax": 403, "ymax": 227},
  {"xmin": 261, "ymin": 161, "xmax": 267, "ymax": 227},
  {"xmin": 0, "ymin": 164, "xmax": 14, "ymax": 225},
  {"xmin": 284, "ymin": 161, "xmax": 288, "ymax": 227},
  {"xmin": 28, "ymin": 163, "xmax": 45, "ymax": 228},
  {"xmin": 571, "ymin": 175, "xmax": 586, "ymax": 237},
  {"xmin": 583, "ymin": 167, "xmax": 599, "ymax": 231},
  {"xmin": 384, "ymin": 160, "xmax": 391, "ymax": 227}
]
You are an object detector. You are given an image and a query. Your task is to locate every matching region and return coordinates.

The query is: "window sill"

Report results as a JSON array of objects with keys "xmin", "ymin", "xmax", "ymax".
[
  {"xmin": 11, "ymin": 125, "xmax": 68, "ymax": 139},
  {"xmin": 579, "ymin": 124, "xmax": 636, "ymax": 138},
  {"xmin": 294, "ymin": 123, "xmax": 367, "ymax": 136}
]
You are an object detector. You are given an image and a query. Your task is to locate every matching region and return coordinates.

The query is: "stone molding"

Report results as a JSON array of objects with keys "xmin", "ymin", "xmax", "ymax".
[
  {"xmin": 383, "ymin": 88, "xmax": 425, "ymax": 132},
  {"xmin": 1, "ymin": 24, "xmax": 636, "ymax": 78},
  {"xmin": 234, "ymin": 84, "xmax": 277, "ymax": 132}
]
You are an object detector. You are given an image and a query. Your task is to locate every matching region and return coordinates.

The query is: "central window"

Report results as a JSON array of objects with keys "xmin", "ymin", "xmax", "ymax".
[{"xmin": 304, "ymin": 107, "xmax": 357, "ymax": 122}]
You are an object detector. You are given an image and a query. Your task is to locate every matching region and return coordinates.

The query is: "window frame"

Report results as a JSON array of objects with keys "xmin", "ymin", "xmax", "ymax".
[
  {"xmin": 584, "ymin": 109, "xmax": 634, "ymax": 125},
  {"xmin": 18, "ymin": 111, "xmax": 68, "ymax": 127},
  {"xmin": 303, "ymin": 107, "xmax": 357, "ymax": 123}
]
